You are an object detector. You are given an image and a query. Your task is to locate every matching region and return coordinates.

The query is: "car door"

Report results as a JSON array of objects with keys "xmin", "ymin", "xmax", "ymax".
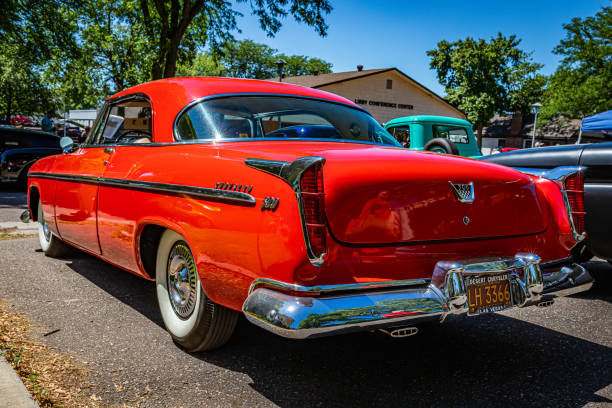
[
  {"xmin": 52, "ymin": 104, "xmax": 111, "ymax": 254},
  {"xmin": 95, "ymin": 94, "xmax": 154, "ymax": 274},
  {"xmin": 580, "ymin": 142, "xmax": 612, "ymax": 260}
]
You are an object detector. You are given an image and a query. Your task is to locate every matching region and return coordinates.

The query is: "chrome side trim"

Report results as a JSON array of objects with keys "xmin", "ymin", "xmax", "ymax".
[
  {"xmin": 246, "ymin": 156, "xmax": 327, "ymax": 266},
  {"xmin": 242, "ymin": 254, "xmax": 593, "ymax": 339},
  {"xmin": 515, "ymin": 165, "xmax": 584, "ymax": 181},
  {"xmin": 248, "ymin": 277, "xmax": 430, "ymax": 295},
  {"xmin": 244, "ymin": 158, "xmax": 288, "ymax": 179},
  {"xmin": 27, "ymin": 172, "xmax": 255, "ymax": 205},
  {"xmin": 515, "ymin": 165, "xmax": 586, "ymax": 242},
  {"xmin": 29, "ymin": 172, "xmax": 99, "ymax": 184}
]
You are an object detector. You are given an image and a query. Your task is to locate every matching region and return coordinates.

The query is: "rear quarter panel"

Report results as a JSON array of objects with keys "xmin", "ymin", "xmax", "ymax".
[{"xmin": 97, "ymin": 144, "xmax": 307, "ymax": 310}]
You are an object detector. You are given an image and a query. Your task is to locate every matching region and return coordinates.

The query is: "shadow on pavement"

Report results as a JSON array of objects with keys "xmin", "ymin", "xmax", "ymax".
[
  {"xmin": 570, "ymin": 261, "xmax": 612, "ymax": 303},
  {"xmin": 65, "ymin": 251, "xmax": 164, "ymax": 328},
  {"xmin": 63, "ymin": 249, "xmax": 612, "ymax": 407}
]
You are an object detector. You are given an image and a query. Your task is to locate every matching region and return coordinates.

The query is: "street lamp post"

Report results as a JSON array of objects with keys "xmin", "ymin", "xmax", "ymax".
[
  {"xmin": 275, "ymin": 59, "xmax": 286, "ymax": 82},
  {"xmin": 530, "ymin": 102, "xmax": 542, "ymax": 148}
]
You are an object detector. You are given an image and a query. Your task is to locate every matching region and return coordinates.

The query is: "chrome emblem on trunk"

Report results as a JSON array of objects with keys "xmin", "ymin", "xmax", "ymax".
[{"xmin": 449, "ymin": 181, "xmax": 474, "ymax": 203}]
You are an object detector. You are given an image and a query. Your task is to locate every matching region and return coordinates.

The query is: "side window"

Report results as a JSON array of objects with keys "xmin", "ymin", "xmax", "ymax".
[
  {"xmin": 388, "ymin": 125, "xmax": 410, "ymax": 147},
  {"xmin": 176, "ymin": 106, "xmax": 254, "ymax": 141},
  {"xmin": 91, "ymin": 97, "xmax": 153, "ymax": 145},
  {"xmin": 433, "ymin": 125, "xmax": 469, "ymax": 144},
  {"xmin": 85, "ymin": 104, "xmax": 110, "ymax": 145}
]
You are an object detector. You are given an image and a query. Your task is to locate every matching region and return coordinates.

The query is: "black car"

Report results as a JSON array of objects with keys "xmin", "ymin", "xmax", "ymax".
[
  {"xmin": 483, "ymin": 142, "xmax": 612, "ymax": 263},
  {"xmin": 0, "ymin": 126, "xmax": 62, "ymax": 189}
]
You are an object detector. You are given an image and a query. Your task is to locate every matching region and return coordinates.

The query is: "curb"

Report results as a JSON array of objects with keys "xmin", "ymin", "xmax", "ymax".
[
  {"xmin": 0, "ymin": 221, "xmax": 38, "ymax": 236},
  {"xmin": 0, "ymin": 356, "xmax": 39, "ymax": 407}
]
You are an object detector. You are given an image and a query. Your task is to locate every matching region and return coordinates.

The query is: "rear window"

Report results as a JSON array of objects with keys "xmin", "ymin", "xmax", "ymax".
[
  {"xmin": 175, "ymin": 96, "xmax": 401, "ymax": 147},
  {"xmin": 433, "ymin": 125, "xmax": 469, "ymax": 144}
]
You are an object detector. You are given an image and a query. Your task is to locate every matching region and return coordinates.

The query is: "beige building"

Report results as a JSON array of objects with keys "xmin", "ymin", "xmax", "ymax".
[{"xmin": 282, "ymin": 67, "xmax": 465, "ymax": 124}]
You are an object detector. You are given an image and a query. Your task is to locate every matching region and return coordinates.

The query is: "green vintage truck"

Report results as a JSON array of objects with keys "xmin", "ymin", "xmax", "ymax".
[{"xmin": 384, "ymin": 115, "xmax": 481, "ymax": 158}]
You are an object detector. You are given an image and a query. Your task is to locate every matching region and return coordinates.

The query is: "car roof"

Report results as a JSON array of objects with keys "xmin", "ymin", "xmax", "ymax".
[
  {"xmin": 108, "ymin": 77, "xmax": 364, "ymax": 143},
  {"xmin": 0, "ymin": 126, "xmax": 58, "ymax": 138},
  {"xmin": 110, "ymin": 77, "xmax": 358, "ymax": 107},
  {"xmin": 386, "ymin": 115, "xmax": 472, "ymax": 127}
]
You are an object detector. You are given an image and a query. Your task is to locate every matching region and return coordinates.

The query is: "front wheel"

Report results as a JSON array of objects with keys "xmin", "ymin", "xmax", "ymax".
[
  {"xmin": 37, "ymin": 198, "xmax": 71, "ymax": 257},
  {"xmin": 155, "ymin": 230, "xmax": 238, "ymax": 352}
]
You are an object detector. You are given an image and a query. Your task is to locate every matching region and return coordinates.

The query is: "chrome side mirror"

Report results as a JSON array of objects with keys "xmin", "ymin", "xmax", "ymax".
[{"xmin": 60, "ymin": 136, "xmax": 75, "ymax": 153}]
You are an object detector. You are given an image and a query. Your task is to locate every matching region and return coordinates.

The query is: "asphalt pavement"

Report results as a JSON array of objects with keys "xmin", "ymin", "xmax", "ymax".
[{"xmin": 0, "ymin": 186, "xmax": 610, "ymax": 407}]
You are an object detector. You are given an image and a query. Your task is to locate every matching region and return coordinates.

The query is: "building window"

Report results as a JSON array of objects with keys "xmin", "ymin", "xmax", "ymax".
[{"xmin": 386, "ymin": 79, "xmax": 392, "ymax": 89}]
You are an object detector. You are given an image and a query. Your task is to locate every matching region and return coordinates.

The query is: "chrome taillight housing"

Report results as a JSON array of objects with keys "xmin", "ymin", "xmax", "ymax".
[
  {"xmin": 563, "ymin": 171, "xmax": 586, "ymax": 238},
  {"xmin": 298, "ymin": 163, "xmax": 327, "ymax": 261},
  {"xmin": 518, "ymin": 166, "xmax": 587, "ymax": 242},
  {"xmin": 245, "ymin": 156, "xmax": 328, "ymax": 266}
]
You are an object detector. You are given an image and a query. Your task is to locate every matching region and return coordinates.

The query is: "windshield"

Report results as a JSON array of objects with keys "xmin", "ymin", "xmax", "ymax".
[{"xmin": 175, "ymin": 96, "xmax": 401, "ymax": 147}]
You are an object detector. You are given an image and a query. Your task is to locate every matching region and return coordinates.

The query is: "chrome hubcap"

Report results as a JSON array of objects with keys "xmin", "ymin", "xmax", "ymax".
[
  {"xmin": 41, "ymin": 214, "xmax": 50, "ymax": 241},
  {"xmin": 166, "ymin": 242, "xmax": 198, "ymax": 319}
]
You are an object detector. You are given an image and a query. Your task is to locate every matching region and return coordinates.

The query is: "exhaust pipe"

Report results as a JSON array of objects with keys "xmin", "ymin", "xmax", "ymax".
[{"xmin": 379, "ymin": 327, "xmax": 419, "ymax": 338}]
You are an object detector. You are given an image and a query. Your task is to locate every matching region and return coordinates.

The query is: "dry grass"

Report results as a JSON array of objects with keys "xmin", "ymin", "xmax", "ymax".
[
  {"xmin": 0, "ymin": 232, "xmax": 38, "ymax": 240},
  {"xmin": 0, "ymin": 299, "xmax": 102, "ymax": 407}
]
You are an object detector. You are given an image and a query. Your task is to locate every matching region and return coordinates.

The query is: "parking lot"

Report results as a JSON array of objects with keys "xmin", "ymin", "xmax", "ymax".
[{"xmin": 0, "ymin": 186, "xmax": 611, "ymax": 407}]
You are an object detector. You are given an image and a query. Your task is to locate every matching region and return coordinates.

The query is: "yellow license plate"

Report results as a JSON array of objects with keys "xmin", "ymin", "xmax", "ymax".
[{"xmin": 465, "ymin": 273, "xmax": 512, "ymax": 315}]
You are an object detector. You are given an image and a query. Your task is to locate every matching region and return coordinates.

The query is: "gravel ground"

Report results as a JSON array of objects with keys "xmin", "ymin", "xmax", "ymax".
[{"xmin": 0, "ymin": 189, "xmax": 610, "ymax": 407}]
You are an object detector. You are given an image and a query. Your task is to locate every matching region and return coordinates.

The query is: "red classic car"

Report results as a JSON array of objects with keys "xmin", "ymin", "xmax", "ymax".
[{"xmin": 21, "ymin": 77, "xmax": 593, "ymax": 351}]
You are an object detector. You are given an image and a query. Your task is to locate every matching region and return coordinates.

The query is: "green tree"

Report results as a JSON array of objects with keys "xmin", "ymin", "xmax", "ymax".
[
  {"xmin": 176, "ymin": 39, "xmax": 332, "ymax": 79},
  {"xmin": 280, "ymin": 54, "xmax": 333, "ymax": 77},
  {"xmin": 137, "ymin": 0, "xmax": 332, "ymax": 80},
  {"xmin": 0, "ymin": 43, "xmax": 55, "ymax": 120},
  {"xmin": 541, "ymin": 6, "xmax": 612, "ymax": 120},
  {"xmin": 0, "ymin": 1, "xmax": 78, "ymax": 119},
  {"xmin": 427, "ymin": 34, "xmax": 544, "ymax": 146}
]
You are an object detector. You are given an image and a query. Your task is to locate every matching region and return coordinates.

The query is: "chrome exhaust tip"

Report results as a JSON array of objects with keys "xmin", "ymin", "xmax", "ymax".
[
  {"xmin": 19, "ymin": 210, "xmax": 31, "ymax": 223},
  {"xmin": 379, "ymin": 327, "xmax": 419, "ymax": 338}
]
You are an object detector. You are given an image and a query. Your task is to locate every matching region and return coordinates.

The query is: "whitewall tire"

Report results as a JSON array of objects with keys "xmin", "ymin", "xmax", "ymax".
[
  {"xmin": 37, "ymin": 198, "xmax": 70, "ymax": 257},
  {"xmin": 155, "ymin": 229, "xmax": 238, "ymax": 352}
]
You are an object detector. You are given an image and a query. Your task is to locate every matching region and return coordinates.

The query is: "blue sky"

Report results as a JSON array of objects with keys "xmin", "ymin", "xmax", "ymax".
[{"xmin": 233, "ymin": 0, "xmax": 608, "ymax": 96}]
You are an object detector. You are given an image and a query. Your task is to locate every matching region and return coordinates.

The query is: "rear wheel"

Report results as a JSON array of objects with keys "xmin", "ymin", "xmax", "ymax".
[
  {"xmin": 424, "ymin": 138, "xmax": 459, "ymax": 155},
  {"xmin": 37, "ymin": 198, "xmax": 71, "ymax": 257},
  {"xmin": 155, "ymin": 229, "xmax": 238, "ymax": 352}
]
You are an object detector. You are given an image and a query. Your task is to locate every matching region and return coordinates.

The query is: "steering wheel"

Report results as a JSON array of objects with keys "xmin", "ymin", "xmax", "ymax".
[{"xmin": 117, "ymin": 129, "xmax": 153, "ymax": 143}]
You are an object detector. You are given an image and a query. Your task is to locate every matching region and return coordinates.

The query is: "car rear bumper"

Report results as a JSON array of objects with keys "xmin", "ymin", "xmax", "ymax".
[{"xmin": 242, "ymin": 254, "xmax": 593, "ymax": 339}]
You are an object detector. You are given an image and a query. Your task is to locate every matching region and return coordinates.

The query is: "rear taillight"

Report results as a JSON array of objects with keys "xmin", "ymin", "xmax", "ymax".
[
  {"xmin": 563, "ymin": 172, "xmax": 585, "ymax": 237},
  {"xmin": 299, "ymin": 163, "xmax": 326, "ymax": 260}
]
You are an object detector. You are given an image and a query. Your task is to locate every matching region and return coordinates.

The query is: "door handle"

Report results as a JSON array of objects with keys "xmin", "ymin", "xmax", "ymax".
[{"xmin": 104, "ymin": 147, "xmax": 115, "ymax": 154}]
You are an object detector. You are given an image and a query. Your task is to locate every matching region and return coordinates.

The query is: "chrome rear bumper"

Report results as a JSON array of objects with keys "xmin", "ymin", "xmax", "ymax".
[{"xmin": 242, "ymin": 254, "xmax": 593, "ymax": 339}]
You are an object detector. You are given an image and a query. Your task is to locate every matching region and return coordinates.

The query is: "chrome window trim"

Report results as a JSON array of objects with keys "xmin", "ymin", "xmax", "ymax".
[
  {"xmin": 246, "ymin": 156, "xmax": 327, "ymax": 266},
  {"xmin": 28, "ymin": 172, "xmax": 255, "ymax": 205},
  {"xmin": 77, "ymin": 137, "xmax": 402, "ymax": 149},
  {"xmin": 88, "ymin": 93, "xmax": 153, "ymax": 146},
  {"xmin": 172, "ymin": 92, "xmax": 373, "ymax": 143},
  {"xmin": 515, "ymin": 165, "xmax": 586, "ymax": 241}
]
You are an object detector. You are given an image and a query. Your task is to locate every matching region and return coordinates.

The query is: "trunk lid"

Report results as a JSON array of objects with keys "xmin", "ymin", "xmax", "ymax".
[{"xmin": 322, "ymin": 149, "xmax": 547, "ymax": 245}]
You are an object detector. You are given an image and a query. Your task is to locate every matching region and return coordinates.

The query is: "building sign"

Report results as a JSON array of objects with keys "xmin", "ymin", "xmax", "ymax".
[{"xmin": 354, "ymin": 99, "xmax": 414, "ymax": 110}]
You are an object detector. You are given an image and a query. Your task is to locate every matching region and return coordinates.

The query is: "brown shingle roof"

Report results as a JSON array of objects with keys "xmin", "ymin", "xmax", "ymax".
[
  {"xmin": 281, "ymin": 67, "xmax": 464, "ymax": 118},
  {"xmin": 282, "ymin": 68, "xmax": 389, "ymax": 88}
]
